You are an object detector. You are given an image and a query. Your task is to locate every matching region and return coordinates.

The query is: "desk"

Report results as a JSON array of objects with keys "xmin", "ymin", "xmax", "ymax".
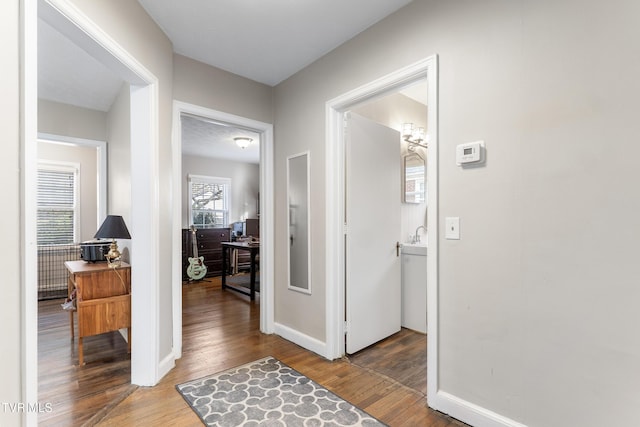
[
  {"xmin": 65, "ymin": 260, "xmax": 131, "ymax": 365},
  {"xmin": 221, "ymin": 242, "xmax": 259, "ymax": 301}
]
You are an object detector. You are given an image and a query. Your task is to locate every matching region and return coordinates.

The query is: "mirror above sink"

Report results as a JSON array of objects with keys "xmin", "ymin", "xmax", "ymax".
[{"xmin": 404, "ymin": 152, "xmax": 425, "ymax": 204}]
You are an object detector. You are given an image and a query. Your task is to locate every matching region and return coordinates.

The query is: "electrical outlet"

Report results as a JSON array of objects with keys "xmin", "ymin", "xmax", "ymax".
[{"xmin": 445, "ymin": 217, "xmax": 460, "ymax": 240}]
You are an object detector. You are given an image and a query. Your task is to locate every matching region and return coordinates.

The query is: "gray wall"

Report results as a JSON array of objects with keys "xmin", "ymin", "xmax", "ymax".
[
  {"xmin": 273, "ymin": 0, "xmax": 640, "ymax": 426},
  {"xmin": 38, "ymin": 99, "xmax": 106, "ymax": 242},
  {"xmin": 174, "ymin": 54, "xmax": 273, "ymax": 124},
  {"xmin": 42, "ymin": 0, "xmax": 173, "ymax": 388},
  {"xmin": 6, "ymin": 1, "xmax": 640, "ymax": 426},
  {"xmin": 38, "ymin": 99, "xmax": 107, "ymax": 141},
  {"xmin": 182, "ymin": 155, "xmax": 260, "ymax": 228},
  {"xmin": 105, "ymin": 83, "xmax": 131, "ymax": 260}
]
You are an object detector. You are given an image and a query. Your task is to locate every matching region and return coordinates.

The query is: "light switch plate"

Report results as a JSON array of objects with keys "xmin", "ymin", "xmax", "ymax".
[{"xmin": 445, "ymin": 217, "xmax": 460, "ymax": 240}]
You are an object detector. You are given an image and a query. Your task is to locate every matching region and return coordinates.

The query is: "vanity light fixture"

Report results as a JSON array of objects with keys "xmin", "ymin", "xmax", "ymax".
[
  {"xmin": 234, "ymin": 137, "xmax": 253, "ymax": 149},
  {"xmin": 402, "ymin": 122, "xmax": 428, "ymax": 150}
]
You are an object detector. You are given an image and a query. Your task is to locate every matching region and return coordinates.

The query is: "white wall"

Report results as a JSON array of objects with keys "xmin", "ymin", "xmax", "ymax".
[
  {"xmin": 273, "ymin": 0, "xmax": 640, "ymax": 426},
  {"xmin": 181, "ymin": 154, "xmax": 259, "ymax": 228}
]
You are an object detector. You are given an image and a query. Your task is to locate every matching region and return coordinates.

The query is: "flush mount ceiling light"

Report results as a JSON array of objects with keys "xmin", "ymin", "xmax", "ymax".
[
  {"xmin": 402, "ymin": 123, "xmax": 428, "ymax": 151},
  {"xmin": 234, "ymin": 137, "xmax": 253, "ymax": 149}
]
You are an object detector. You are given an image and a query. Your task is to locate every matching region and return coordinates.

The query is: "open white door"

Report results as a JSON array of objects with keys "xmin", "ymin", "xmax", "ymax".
[{"xmin": 345, "ymin": 112, "xmax": 401, "ymax": 354}]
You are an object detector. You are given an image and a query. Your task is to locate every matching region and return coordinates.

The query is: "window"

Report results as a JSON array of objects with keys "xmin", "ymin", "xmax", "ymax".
[
  {"xmin": 37, "ymin": 162, "xmax": 79, "ymax": 245},
  {"xmin": 188, "ymin": 175, "xmax": 231, "ymax": 228}
]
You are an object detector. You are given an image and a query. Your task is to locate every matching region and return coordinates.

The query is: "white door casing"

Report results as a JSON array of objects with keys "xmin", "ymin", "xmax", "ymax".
[
  {"xmin": 325, "ymin": 56, "xmax": 439, "ymax": 412},
  {"xmin": 345, "ymin": 112, "xmax": 402, "ymax": 354}
]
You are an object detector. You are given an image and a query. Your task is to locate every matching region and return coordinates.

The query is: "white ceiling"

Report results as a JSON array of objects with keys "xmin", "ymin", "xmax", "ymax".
[
  {"xmin": 137, "ymin": 0, "xmax": 413, "ymax": 87},
  {"xmin": 181, "ymin": 115, "xmax": 261, "ymax": 164},
  {"xmin": 37, "ymin": 0, "xmax": 416, "ymax": 162},
  {"xmin": 38, "ymin": 17, "xmax": 124, "ymax": 112}
]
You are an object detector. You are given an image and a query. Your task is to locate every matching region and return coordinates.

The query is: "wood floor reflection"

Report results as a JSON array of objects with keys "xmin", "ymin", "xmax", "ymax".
[{"xmin": 38, "ymin": 277, "xmax": 464, "ymax": 426}]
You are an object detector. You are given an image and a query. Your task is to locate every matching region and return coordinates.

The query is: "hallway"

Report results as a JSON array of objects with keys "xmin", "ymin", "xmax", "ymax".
[{"xmin": 38, "ymin": 278, "xmax": 460, "ymax": 426}]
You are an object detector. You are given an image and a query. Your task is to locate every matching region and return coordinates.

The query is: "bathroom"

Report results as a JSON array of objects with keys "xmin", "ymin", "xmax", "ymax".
[{"xmin": 350, "ymin": 80, "xmax": 428, "ymax": 335}]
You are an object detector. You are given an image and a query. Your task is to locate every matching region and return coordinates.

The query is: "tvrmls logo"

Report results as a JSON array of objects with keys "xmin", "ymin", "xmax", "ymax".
[{"xmin": 2, "ymin": 402, "xmax": 53, "ymax": 413}]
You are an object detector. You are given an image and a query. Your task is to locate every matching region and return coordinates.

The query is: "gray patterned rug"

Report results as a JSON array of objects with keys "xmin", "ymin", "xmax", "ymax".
[{"xmin": 176, "ymin": 356, "xmax": 387, "ymax": 426}]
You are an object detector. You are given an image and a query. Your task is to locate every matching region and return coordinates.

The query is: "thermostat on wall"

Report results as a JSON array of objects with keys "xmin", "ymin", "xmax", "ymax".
[{"xmin": 456, "ymin": 141, "xmax": 485, "ymax": 166}]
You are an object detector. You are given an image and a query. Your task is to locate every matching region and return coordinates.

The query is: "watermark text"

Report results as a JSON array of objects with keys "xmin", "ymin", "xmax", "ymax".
[{"xmin": 1, "ymin": 402, "xmax": 53, "ymax": 413}]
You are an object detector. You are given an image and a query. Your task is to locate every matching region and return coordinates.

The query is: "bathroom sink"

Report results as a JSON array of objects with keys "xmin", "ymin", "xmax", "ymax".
[{"xmin": 401, "ymin": 243, "xmax": 427, "ymax": 256}]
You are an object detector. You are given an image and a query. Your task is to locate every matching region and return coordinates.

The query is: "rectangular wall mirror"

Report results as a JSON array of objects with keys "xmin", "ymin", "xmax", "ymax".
[
  {"xmin": 287, "ymin": 152, "xmax": 311, "ymax": 293},
  {"xmin": 404, "ymin": 152, "xmax": 426, "ymax": 204}
]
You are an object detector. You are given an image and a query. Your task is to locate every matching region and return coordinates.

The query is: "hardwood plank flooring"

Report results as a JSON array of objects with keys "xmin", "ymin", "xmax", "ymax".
[
  {"xmin": 347, "ymin": 328, "xmax": 427, "ymax": 396},
  {"xmin": 38, "ymin": 299, "xmax": 133, "ymax": 426},
  {"xmin": 38, "ymin": 278, "xmax": 466, "ymax": 426}
]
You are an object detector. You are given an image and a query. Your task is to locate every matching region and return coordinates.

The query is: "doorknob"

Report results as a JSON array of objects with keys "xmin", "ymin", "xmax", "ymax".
[{"xmin": 396, "ymin": 241, "xmax": 400, "ymax": 257}]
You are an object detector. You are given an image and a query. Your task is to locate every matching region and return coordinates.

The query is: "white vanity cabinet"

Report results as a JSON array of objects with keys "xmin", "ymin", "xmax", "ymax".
[{"xmin": 401, "ymin": 244, "xmax": 427, "ymax": 334}]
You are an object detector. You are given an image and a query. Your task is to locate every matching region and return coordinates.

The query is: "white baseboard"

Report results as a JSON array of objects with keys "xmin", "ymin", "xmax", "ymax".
[
  {"xmin": 158, "ymin": 352, "xmax": 175, "ymax": 382},
  {"xmin": 274, "ymin": 322, "xmax": 327, "ymax": 357},
  {"xmin": 432, "ymin": 391, "xmax": 527, "ymax": 427}
]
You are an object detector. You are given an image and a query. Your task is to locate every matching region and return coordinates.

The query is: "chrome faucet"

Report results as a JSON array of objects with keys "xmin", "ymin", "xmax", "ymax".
[{"xmin": 414, "ymin": 225, "xmax": 426, "ymax": 243}]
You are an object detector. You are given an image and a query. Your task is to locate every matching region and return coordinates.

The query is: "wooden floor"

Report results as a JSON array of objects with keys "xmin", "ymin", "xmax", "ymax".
[{"xmin": 38, "ymin": 277, "xmax": 465, "ymax": 426}]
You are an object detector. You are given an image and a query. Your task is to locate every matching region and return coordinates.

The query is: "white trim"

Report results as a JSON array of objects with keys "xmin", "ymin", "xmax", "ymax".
[
  {"xmin": 273, "ymin": 322, "xmax": 326, "ymax": 357},
  {"xmin": 188, "ymin": 174, "xmax": 232, "ymax": 184},
  {"xmin": 286, "ymin": 151, "xmax": 312, "ymax": 295},
  {"xmin": 435, "ymin": 391, "xmax": 528, "ymax": 427},
  {"xmin": 425, "ymin": 57, "xmax": 440, "ymax": 411},
  {"xmin": 171, "ymin": 101, "xmax": 275, "ymax": 362},
  {"xmin": 187, "ymin": 174, "xmax": 232, "ymax": 228},
  {"xmin": 325, "ymin": 56, "xmax": 440, "ymax": 396},
  {"xmin": 323, "ymin": 55, "xmax": 519, "ymax": 427},
  {"xmin": 36, "ymin": 160, "xmax": 81, "ymax": 244},
  {"xmin": 129, "ymin": 83, "xmax": 163, "ymax": 386},
  {"xmin": 30, "ymin": 0, "xmax": 164, "ymax": 389},
  {"xmin": 38, "ymin": 133, "xmax": 108, "ymax": 224},
  {"xmin": 21, "ymin": 0, "xmax": 39, "ymax": 424},
  {"xmin": 157, "ymin": 351, "xmax": 176, "ymax": 382},
  {"xmin": 325, "ymin": 56, "xmax": 436, "ymax": 359}
]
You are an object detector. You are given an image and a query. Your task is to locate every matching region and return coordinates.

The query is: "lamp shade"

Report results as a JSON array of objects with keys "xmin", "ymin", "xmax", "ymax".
[{"xmin": 94, "ymin": 215, "xmax": 131, "ymax": 240}]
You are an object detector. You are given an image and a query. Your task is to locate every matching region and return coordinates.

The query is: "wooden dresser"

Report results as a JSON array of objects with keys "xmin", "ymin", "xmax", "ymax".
[
  {"xmin": 182, "ymin": 227, "xmax": 231, "ymax": 279},
  {"xmin": 65, "ymin": 260, "xmax": 131, "ymax": 365}
]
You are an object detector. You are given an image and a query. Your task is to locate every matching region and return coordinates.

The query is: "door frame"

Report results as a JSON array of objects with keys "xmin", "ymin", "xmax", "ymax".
[
  {"xmin": 325, "ymin": 56, "xmax": 439, "ymax": 403},
  {"xmin": 26, "ymin": 0, "xmax": 163, "ymax": 403},
  {"xmin": 171, "ymin": 101, "xmax": 275, "ymax": 360}
]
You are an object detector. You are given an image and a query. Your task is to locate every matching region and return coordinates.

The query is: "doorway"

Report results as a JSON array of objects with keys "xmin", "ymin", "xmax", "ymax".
[
  {"xmin": 325, "ymin": 56, "xmax": 439, "ymax": 404},
  {"xmin": 27, "ymin": 2, "xmax": 162, "ymax": 416},
  {"xmin": 171, "ymin": 102, "xmax": 275, "ymax": 359}
]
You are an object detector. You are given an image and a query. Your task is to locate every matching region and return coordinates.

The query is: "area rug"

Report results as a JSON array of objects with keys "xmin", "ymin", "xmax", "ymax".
[
  {"xmin": 176, "ymin": 356, "xmax": 387, "ymax": 426},
  {"xmin": 227, "ymin": 274, "xmax": 260, "ymax": 292}
]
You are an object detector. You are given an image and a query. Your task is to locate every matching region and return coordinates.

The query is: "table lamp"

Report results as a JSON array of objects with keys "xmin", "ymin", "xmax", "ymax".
[{"xmin": 94, "ymin": 215, "xmax": 131, "ymax": 267}]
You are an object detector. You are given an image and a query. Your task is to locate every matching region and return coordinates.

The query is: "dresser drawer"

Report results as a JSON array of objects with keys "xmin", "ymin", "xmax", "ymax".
[{"xmin": 196, "ymin": 228, "xmax": 230, "ymax": 244}]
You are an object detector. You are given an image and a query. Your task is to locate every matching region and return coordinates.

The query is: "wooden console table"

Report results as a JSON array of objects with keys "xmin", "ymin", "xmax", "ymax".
[{"xmin": 65, "ymin": 260, "xmax": 131, "ymax": 365}]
